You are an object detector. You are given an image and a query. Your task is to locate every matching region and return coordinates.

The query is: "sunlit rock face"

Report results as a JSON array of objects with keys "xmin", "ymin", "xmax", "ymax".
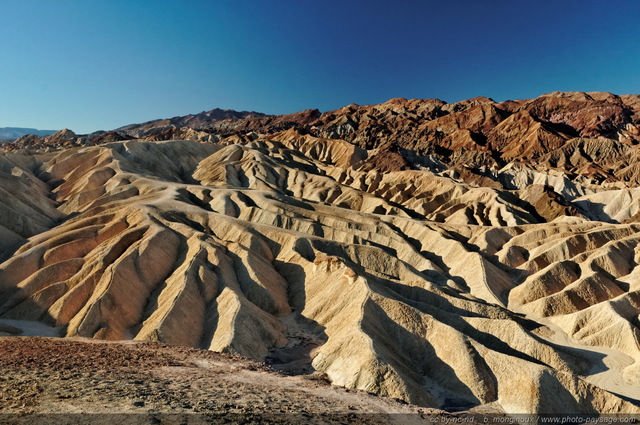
[{"xmin": 2, "ymin": 92, "xmax": 640, "ymax": 414}]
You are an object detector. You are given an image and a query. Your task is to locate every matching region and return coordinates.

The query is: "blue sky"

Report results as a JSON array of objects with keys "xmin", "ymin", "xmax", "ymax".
[{"xmin": 1, "ymin": 0, "xmax": 639, "ymax": 133}]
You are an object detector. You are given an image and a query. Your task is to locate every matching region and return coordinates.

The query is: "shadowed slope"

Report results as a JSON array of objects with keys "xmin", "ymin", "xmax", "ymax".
[{"xmin": 0, "ymin": 139, "xmax": 639, "ymax": 415}]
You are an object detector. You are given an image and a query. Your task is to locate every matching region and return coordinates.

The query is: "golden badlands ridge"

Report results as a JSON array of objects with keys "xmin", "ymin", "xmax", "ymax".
[{"xmin": 1, "ymin": 93, "xmax": 640, "ymax": 415}]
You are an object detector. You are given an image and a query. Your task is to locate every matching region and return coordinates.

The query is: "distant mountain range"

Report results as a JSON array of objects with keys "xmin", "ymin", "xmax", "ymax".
[
  {"xmin": 0, "ymin": 127, "xmax": 57, "ymax": 141},
  {"xmin": 116, "ymin": 108, "xmax": 267, "ymax": 135}
]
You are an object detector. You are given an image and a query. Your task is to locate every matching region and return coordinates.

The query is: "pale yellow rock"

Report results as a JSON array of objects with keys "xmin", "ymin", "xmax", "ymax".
[{"xmin": 0, "ymin": 139, "xmax": 638, "ymax": 415}]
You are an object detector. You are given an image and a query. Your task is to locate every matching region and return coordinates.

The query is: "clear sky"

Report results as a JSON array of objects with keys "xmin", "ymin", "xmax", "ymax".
[{"xmin": 1, "ymin": 0, "xmax": 639, "ymax": 133}]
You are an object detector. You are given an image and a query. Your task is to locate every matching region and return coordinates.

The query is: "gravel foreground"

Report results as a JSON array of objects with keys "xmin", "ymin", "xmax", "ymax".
[
  {"xmin": 2, "ymin": 338, "xmax": 639, "ymax": 424},
  {"xmin": 0, "ymin": 337, "xmax": 462, "ymax": 425}
]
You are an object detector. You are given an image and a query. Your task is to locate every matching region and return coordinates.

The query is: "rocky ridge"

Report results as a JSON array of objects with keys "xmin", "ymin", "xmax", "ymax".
[{"xmin": 1, "ymin": 92, "xmax": 640, "ymax": 415}]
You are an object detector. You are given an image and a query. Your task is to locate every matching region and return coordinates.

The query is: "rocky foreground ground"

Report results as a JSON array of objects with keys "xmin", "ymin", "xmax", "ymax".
[{"xmin": 0, "ymin": 337, "xmax": 463, "ymax": 424}]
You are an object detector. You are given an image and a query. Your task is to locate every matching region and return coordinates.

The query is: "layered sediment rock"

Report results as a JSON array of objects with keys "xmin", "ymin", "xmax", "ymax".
[
  {"xmin": 2, "ymin": 92, "xmax": 640, "ymax": 414},
  {"xmin": 0, "ymin": 136, "xmax": 638, "ymax": 414}
]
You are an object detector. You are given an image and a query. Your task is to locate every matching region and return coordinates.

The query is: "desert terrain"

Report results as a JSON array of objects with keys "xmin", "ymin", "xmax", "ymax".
[
  {"xmin": 1, "ymin": 91, "xmax": 640, "ymax": 417},
  {"xmin": 0, "ymin": 336, "xmax": 454, "ymax": 424}
]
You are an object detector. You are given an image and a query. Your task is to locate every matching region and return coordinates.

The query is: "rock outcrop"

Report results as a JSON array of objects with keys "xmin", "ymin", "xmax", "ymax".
[
  {"xmin": 2, "ymin": 92, "xmax": 640, "ymax": 415},
  {"xmin": 0, "ymin": 135, "xmax": 638, "ymax": 415}
]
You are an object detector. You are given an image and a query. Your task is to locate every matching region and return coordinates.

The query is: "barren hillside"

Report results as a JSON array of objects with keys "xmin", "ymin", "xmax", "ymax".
[{"xmin": 1, "ymin": 92, "xmax": 640, "ymax": 416}]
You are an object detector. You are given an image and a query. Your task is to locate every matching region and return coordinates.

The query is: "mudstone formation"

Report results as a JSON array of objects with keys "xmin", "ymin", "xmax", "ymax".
[{"xmin": 1, "ymin": 91, "xmax": 640, "ymax": 414}]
